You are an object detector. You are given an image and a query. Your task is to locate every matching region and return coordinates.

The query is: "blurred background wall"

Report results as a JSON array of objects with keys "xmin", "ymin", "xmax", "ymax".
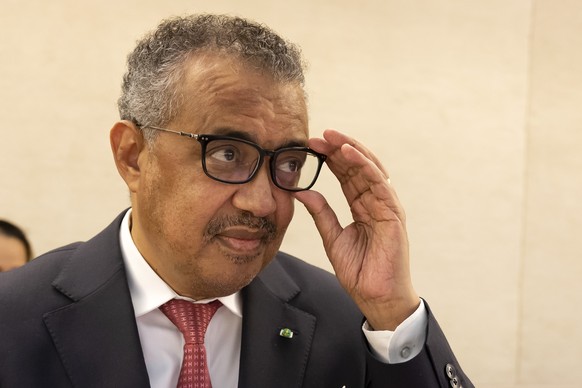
[{"xmin": 1, "ymin": 1, "xmax": 581, "ymax": 387}]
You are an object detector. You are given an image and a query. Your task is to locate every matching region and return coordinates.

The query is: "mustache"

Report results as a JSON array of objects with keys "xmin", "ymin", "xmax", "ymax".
[{"xmin": 204, "ymin": 212, "xmax": 278, "ymax": 242}]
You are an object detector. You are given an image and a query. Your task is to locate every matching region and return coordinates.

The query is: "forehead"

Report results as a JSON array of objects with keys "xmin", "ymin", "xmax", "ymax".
[{"xmin": 173, "ymin": 53, "xmax": 309, "ymax": 147}]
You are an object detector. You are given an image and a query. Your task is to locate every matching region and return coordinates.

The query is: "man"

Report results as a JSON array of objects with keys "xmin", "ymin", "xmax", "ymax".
[
  {"xmin": 0, "ymin": 14, "xmax": 472, "ymax": 387},
  {"xmin": 0, "ymin": 219, "xmax": 32, "ymax": 272}
]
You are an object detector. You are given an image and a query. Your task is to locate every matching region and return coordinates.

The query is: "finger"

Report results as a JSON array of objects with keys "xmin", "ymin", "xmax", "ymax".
[
  {"xmin": 333, "ymin": 144, "xmax": 406, "ymax": 224},
  {"xmin": 306, "ymin": 137, "xmax": 332, "ymax": 154},
  {"xmin": 308, "ymin": 129, "xmax": 401, "ymax": 219},
  {"xmin": 332, "ymin": 143, "xmax": 394, "ymax": 207},
  {"xmin": 339, "ymin": 143, "xmax": 383, "ymax": 192},
  {"xmin": 322, "ymin": 129, "xmax": 389, "ymax": 179},
  {"xmin": 293, "ymin": 190, "xmax": 343, "ymax": 255},
  {"xmin": 309, "ymin": 130, "xmax": 392, "ymax": 202}
]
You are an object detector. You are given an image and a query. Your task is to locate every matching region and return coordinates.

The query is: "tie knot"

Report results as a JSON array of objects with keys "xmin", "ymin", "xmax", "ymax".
[{"xmin": 160, "ymin": 299, "xmax": 222, "ymax": 344}]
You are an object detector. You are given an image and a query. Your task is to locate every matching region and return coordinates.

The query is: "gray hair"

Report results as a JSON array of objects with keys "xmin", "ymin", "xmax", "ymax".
[{"xmin": 117, "ymin": 14, "xmax": 306, "ymax": 142}]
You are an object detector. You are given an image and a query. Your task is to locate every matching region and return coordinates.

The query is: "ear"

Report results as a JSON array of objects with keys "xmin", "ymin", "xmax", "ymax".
[{"xmin": 110, "ymin": 120, "xmax": 146, "ymax": 193}]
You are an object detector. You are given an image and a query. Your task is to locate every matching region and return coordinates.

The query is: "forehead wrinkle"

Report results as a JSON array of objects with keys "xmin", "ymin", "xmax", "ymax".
[
  {"xmin": 177, "ymin": 55, "xmax": 308, "ymax": 143},
  {"xmin": 207, "ymin": 82, "xmax": 307, "ymax": 139},
  {"xmin": 216, "ymin": 88, "xmax": 273, "ymax": 115}
]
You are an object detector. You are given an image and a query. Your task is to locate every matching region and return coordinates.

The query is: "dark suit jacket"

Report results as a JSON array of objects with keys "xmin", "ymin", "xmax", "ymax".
[{"xmin": 0, "ymin": 212, "xmax": 473, "ymax": 387}]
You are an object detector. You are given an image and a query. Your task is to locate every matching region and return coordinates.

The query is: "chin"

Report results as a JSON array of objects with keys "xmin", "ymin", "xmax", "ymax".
[
  {"xmin": 217, "ymin": 254, "xmax": 270, "ymax": 291},
  {"xmin": 223, "ymin": 253, "xmax": 268, "ymax": 279},
  {"xmin": 217, "ymin": 242, "xmax": 276, "ymax": 268},
  {"xmin": 223, "ymin": 252, "xmax": 262, "ymax": 265},
  {"xmin": 202, "ymin": 271, "xmax": 258, "ymax": 298}
]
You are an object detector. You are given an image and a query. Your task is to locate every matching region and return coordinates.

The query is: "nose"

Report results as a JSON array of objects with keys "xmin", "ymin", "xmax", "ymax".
[{"xmin": 231, "ymin": 164, "xmax": 277, "ymax": 217}]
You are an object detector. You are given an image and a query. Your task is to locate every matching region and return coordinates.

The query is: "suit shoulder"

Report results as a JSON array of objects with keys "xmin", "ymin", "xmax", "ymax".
[
  {"xmin": 274, "ymin": 251, "xmax": 341, "ymax": 288},
  {"xmin": 0, "ymin": 242, "xmax": 82, "ymax": 297}
]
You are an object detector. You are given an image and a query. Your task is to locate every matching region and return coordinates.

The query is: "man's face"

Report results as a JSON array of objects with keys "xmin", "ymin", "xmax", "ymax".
[
  {"xmin": 0, "ymin": 234, "xmax": 27, "ymax": 272},
  {"xmin": 130, "ymin": 54, "xmax": 309, "ymax": 299}
]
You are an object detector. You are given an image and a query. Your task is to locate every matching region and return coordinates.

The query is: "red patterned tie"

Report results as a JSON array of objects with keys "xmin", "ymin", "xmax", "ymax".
[{"xmin": 160, "ymin": 299, "xmax": 222, "ymax": 388}]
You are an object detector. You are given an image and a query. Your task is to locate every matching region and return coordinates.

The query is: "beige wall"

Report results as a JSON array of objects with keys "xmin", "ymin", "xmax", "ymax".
[{"xmin": 1, "ymin": 1, "xmax": 581, "ymax": 387}]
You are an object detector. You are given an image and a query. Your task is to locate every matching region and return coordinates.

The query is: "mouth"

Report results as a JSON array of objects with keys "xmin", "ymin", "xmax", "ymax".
[
  {"xmin": 204, "ymin": 212, "xmax": 278, "ymax": 258},
  {"xmin": 214, "ymin": 228, "xmax": 268, "ymax": 254}
]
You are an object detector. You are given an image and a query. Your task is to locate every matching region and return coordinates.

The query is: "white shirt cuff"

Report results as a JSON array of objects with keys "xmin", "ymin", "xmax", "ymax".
[{"xmin": 362, "ymin": 299, "xmax": 428, "ymax": 364}]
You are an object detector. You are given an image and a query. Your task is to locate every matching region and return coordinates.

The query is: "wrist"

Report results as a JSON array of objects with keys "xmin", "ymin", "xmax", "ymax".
[{"xmin": 365, "ymin": 293, "xmax": 420, "ymax": 331}]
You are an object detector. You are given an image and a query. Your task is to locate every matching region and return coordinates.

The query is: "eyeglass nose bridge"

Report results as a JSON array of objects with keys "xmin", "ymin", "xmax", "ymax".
[{"xmin": 244, "ymin": 148, "xmax": 279, "ymax": 187}]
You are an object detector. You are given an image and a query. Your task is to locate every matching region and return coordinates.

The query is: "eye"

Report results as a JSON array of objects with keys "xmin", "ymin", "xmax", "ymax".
[
  {"xmin": 277, "ymin": 157, "xmax": 303, "ymax": 173},
  {"xmin": 207, "ymin": 144, "xmax": 240, "ymax": 163}
]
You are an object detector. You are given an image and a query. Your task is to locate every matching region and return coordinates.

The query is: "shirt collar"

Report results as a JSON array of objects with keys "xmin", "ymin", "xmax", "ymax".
[{"xmin": 119, "ymin": 209, "xmax": 243, "ymax": 318}]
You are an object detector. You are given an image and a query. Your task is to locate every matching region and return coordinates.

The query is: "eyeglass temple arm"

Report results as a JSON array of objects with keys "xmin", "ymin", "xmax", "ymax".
[{"xmin": 144, "ymin": 125, "xmax": 199, "ymax": 139}]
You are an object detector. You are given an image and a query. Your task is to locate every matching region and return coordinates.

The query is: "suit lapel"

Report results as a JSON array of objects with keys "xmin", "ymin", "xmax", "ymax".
[
  {"xmin": 238, "ymin": 257, "xmax": 316, "ymax": 388},
  {"xmin": 42, "ymin": 213, "xmax": 317, "ymax": 388},
  {"xmin": 43, "ymin": 212, "xmax": 150, "ymax": 387}
]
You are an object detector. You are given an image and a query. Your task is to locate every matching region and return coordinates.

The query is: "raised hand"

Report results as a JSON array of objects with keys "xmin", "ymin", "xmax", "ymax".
[{"xmin": 294, "ymin": 129, "xmax": 419, "ymax": 330}]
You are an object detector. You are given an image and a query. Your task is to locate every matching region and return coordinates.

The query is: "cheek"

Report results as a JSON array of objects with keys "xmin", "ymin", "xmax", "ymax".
[
  {"xmin": 164, "ymin": 185, "xmax": 232, "ymax": 235},
  {"xmin": 140, "ymin": 163, "xmax": 226, "ymax": 239},
  {"xmin": 274, "ymin": 193, "xmax": 295, "ymax": 232}
]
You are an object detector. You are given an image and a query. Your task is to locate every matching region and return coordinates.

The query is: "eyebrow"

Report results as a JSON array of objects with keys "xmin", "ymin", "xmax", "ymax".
[{"xmin": 211, "ymin": 127, "xmax": 308, "ymax": 149}]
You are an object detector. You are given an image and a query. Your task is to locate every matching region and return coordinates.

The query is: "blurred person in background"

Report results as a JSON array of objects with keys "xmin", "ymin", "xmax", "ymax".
[{"xmin": 0, "ymin": 219, "xmax": 32, "ymax": 272}]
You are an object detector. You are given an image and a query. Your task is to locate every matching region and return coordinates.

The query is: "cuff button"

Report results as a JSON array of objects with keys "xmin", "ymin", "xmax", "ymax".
[{"xmin": 400, "ymin": 346, "xmax": 411, "ymax": 359}]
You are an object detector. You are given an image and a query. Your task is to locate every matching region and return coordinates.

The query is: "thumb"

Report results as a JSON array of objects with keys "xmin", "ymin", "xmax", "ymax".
[{"xmin": 293, "ymin": 190, "xmax": 342, "ymax": 254}]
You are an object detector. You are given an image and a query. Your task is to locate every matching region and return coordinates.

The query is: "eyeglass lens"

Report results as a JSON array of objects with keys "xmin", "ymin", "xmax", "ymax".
[{"xmin": 203, "ymin": 138, "xmax": 321, "ymax": 190}]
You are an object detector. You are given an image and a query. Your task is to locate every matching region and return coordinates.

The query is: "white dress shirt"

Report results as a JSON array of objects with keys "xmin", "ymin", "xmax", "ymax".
[{"xmin": 119, "ymin": 209, "xmax": 427, "ymax": 388}]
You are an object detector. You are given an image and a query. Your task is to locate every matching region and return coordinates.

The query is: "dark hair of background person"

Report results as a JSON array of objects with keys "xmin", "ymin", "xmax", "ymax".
[{"xmin": 0, "ymin": 220, "xmax": 33, "ymax": 261}]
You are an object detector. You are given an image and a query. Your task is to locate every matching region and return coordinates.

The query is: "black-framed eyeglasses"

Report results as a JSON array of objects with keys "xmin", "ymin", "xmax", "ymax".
[{"xmin": 143, "ymin": 125, "xmax": 327, "ymax": 192}]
